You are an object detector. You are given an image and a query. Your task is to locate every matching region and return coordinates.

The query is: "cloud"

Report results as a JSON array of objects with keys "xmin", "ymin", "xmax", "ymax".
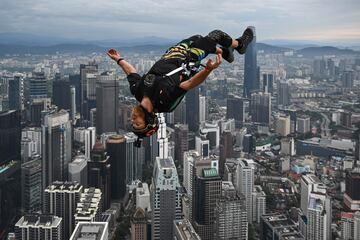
[{"xmin": 0, "ymin": 0, "xmax": 359, "ymax": 42}]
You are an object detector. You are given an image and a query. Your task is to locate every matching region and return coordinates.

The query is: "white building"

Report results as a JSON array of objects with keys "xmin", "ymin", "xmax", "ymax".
[
  {"xmin": 252, "ymin": 185, "xmax": 266, "ymax": 223},
  {"xmin": 136, "ymin": 182, "xmax": 151, "ymax": 212},
  {"xmin": 276, "ymin": 115, "xmax": 291, "ymax": 136},
  {"xmin": 68, "ymin": 155, "xmax": 88, "ymax": 186},
  {"xmin": 74, "ymin": 188, "xmax": 102, "ymax": 223},
  {"xmin": 70, "ymin": 222, "xmax": 108, "ymax": 240},
  {"xmin": 195, "ymin": 136, "xmax": 210, "ymax": 158},
  {"xmin": 85, "ymin": 127, "xmax": 96, "ymax": 160}
]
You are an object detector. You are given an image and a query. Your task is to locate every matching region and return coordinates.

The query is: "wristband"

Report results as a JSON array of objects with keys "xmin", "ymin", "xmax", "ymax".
[
  {"xmin": 204, "ymin": 66, "xmax": 212, "ymax": 72},
  {"xmin": 116, "ymin": 58, "xmax": 124, "ymax": 65}
]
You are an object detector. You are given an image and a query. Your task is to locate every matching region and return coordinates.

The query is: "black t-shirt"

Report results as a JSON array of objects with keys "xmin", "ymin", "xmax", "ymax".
[{"xmin": 127, "ymin": 58, "xmax": 187, "ymax": 113}]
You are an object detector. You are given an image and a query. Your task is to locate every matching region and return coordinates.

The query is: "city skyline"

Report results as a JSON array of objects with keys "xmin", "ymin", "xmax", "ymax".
[{"xmin": 0, "ymin": 0, "xmax": 359, "ymax": 45}]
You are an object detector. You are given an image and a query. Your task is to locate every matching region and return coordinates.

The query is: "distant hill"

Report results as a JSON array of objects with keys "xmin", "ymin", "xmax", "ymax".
[
  {"xmin": 296, "ymin": 46, "xmax": 359, "ymax": 57},
  {"xmin": 256, "ymin": 43, "xmax": 291, "ymax": 53}
]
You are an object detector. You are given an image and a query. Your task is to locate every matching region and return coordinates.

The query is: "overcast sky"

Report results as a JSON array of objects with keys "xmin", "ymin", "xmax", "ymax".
[{"xmin": 1, "ymin": 0, "xmax": 359, "ymax": 43}]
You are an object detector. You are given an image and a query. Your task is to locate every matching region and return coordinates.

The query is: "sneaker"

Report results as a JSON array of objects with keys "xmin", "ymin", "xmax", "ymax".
[
  {"xmin": 236, "ymin": 27, "xmax": 254, "ymax": 54},
  {"xmin": 221, "ymin": 47, "xmax": 234, "ymax": 63}
]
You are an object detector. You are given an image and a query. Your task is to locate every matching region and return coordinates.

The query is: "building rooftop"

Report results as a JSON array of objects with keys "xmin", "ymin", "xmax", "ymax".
[
  {"xmin": 70, "ymin": 222, "xmax": 108, "ymax": 240},
  {"xmin": 174, "ymin": 219, "xmax": 201, "ymax": 240},
  {"xmin": 16, "ymin": 214, "xmax": 62, "ymax": 228},
  {"xmin": 45, "ymin": 181, "xmax": 82, "ymax": 192}
]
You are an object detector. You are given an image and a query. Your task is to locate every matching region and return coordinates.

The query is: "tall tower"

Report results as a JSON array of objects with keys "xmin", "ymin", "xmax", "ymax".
[
  {"xmin": 52, "ymin": 79, "xmax": 71, "ymax": 111},
  {"xmin": 243, "ymin": 26, "xmax": 258, "ymax": 98},
  {"xmin": 236, "ymin": 158, "xmax": 255, "ymax": 222},
  {"xmin": 44, "ymin": 181, "xmax": 83, "ymax": 240},
  {"xmin": 157, "ymin": 113, "xmax": 169, "ymax": 159},
  {"xmin": 96, "ymin": 80, "xmax": 119, "ymax": 135},
  {"xmin": 88, "ymin": 142, "xmax": 111, "ymax": 210},
  {"xmin": 277, "ymin": 81, "xmax": 291, "ymax": 106},
  {"xmin": 226, "ymin": 94, "xmax": 246, "ymax": 127},
  {"xmin": 219, "ymin": 131, "xmax": 233, "ymax": 177},
  {"xmin": 186, "ymin": 87, "xmax": 200, "ymax": 132},
  {"xmin": 41, "ymin": 109, "xmax": 72, "ymax": 188},
  {"xmin": 215, "ymin": 181, "xmax": 248, "ymax": 240},
  {"xmin": 151, "ymin": 156, "xmax": 181, "ymax": 240},
  {"xmin": 0, "ymin": 110, "xmax": 21, "ymax": 164},
  {"xmin": 70, "ymin": 86, "xmax": 76, "ymax": 122},
  {"xmin": 250, "ymin": 92, "xmax": 271, "ymax": 125},
  {"xmin": 193, "ymin": 165, "xmax": 222, "ymax": 240},
  {"xmin": 174, "ymin": 124, "xmax": 189, "ymax": 163},
  {"xmin": 21, "ymin": 157, "xmax": 42, "ymax": 213},
  {"xmin": 80, "ymin": 62, "xmax": 98, "ymax": 120},
  {"xmin": 9, "ymin": 75, "xmax": 24, "ymax": 111},
  {"xmin": 29, "ymin": 72, "xmax": 48, "ymax": 100},
  {"xmin": 85, "ymin": 127, "xmax": 96, "ymax": 160}
]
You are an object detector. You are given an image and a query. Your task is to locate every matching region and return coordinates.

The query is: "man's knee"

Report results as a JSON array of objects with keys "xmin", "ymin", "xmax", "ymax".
[{"xmin": 207, "ymin": 30, "xmax": 232, "ymax": 47}]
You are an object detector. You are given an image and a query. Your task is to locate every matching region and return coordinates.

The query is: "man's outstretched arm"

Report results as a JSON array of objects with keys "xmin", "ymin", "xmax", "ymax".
[
  {"xmin": 107, "ymin": 49, "xmax": 136, "ymax": 75},
  {"xmin": 179, "ymin": 53, "xmax": 222, "ymax": 91}
]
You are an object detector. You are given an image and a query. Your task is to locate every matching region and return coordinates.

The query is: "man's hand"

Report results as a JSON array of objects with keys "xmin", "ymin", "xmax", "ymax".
[
  {"xmin": 205, "ymin": 53, "xmax": 222, "ymax": 71},
  {"xmin": 107, "ymin": 48, "xmax": 121, "ymax": 62}
]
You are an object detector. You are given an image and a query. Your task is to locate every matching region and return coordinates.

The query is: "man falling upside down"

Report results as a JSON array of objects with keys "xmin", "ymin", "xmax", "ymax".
[{"xmin": 107, "ymin": 27, "xmax": 254, "ymax": 142}]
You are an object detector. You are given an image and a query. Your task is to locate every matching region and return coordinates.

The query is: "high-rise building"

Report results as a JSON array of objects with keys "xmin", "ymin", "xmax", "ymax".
[
  {"xmin": 215, "ymin": 181, "xmax": 248, "ymax": 240},
  {"xmin": 70, "ymin": 86, "xmax": 76, "ymax": 122},
  {"xmin": 236, "ymin": 158, "xmax": 255, "ymax": 222},
  {"xmin": 193, "ymin": 166, "xmax": 221, "ymax": 240},
  {"xmin": 306, "ymin": 192, "xmax": 332, "ymax": 240},
  {"xmin": 260, "ymin": 214, "xmax": 304, "ymax": 240},
  {"xmin": 21, "ymin": 157, "xmax": 42, "ymax": 213},
  {"xmin": 30, "ymin": 98, "xmax": 51, "ymax": 127},
  {"xmin": 70, "ymin": 222, "xmax": 108, "ymax": 240},
  {"xmin": 131, "ymin": 208, "xmax": 148, "ymax": 240},
  {"xmin": 327, "ymin": 59, "xmax": 335, "ymax": 77},
  {"xmin": 174, "ymin": 124, "xmax": 189, "ymax": 163},
  {"xmin": 277, "ymin": 81, "xmax": 291, "ymax": 106},
  {"xmin": 342, "ymin": 70, "xmax": 354, "ymax": 88},
  {"xmin": 252, "ymin": 185, "xmax": 266, "ymax": 223},
  {"xmin": 15, "ymin": 214, "xmax": 62, "ymax": 240},
  {"xmin": 280, "ymin": 137, "xmax": 296, "ymax": 156},
  {"xmin": 250, "ymin": 92, "xmax": 271, "ymax": 125},
  {"xmin": 344, "ymin": 168, "xmax": 360, "ymax": 211},
  {"xmin": 85, "ymin": 127, "xmax": 96, "ymax": 160},
  {"xmin": 199, "ymin": 122, "xmax": 220, "ymax": 149},
  {"xmin": 21, "ymin": 127, "xmax": 42, "ymax": 161},
  {"xmin": 80, "ymin": 62, "xmax": 98, "ymax": 120},
  {"xmin": 74, "ymin": 188, "xmax": 103, "ymax": 223},
  {"xmin": 313, "ymin": 59, "xmax": 326, "ymax": 78},
  {"xmin": 183, "ymin": 150, "xmax": 199, "ymax": 221},
  {"xmin": 88, "ymin": 142, "xmax": 111, "ymax": 210},
  {"xmin": 44, "ymin": 181, "xmax": 83, "ymax": 240},
  {"xmin": 41, "ymin": 109, "xmax": 72, "ymax": 188},
  {"xmin": 243, "ymin": 26, "xmax": 258, "ymax": 98},
  {"xmin": 276, "ymin": 115, "xmax": 291, "ymax": 136},
  {"xmin": 262, "ymin": 73, "xmax": 274, "ymax": 94},
  {"xmin": 243, "ymin": 134, "xmax": 254, "ymax": 153},
  {"xmin": 151, "ymin": 157, "xmax": 181, "ymax": 240},
  {"xmin": 199, "ymin": 95, "xmax": 206, "ymax": 124},
  {"xmin": 136, "ymin": 182, "xmax": 151, "ymax": 211},
  {"xmin": 186, "ymin": 87, "xmax": 200, "ymax": 132},
  {"xmin": 174, "ymin": 100, "xmax": 186, "ymax": 124},
  {"xmin": 9, "ymin": 75, "xmax": 24, "ymax": 111},
  {"xmin": 68, "ymin": 155, "xmax": 88, "ymax": 187},
  {"xmin": 219, "ymin": 131, "xmax": 233, "ymax": 177},
  {"xmin": 0, "ymin": 110, "xmax": 21, "ymax": 164},
  {"xmin": 173, "ymin": 219, "xmax": 201, "ymax": 240},
  {"xmin": 300, "ymin": 174, "xmax": 326, "ymax": 215},
  {"xmin": 29, "ymin": 72, "xmax": 48, "ymax": 100},
  {"xmin": 52, "ymin": 79, "xmax": 71, "ymax": 111},
  {"xmin": 341, "ymin": 212, "xmax": 355, "ymax": 240},
  {"xmin": 341, "ymin": 111, "xmax": 352, "ymax": 128},
  {"xmin": 354, "ymin": 211, "xmax": 360, "ymax": 240},
  {"xmin": 297, "ymin": 116, "xmax": 311, "ymax": 134},
  {"xmin": 157, "ymin": 113, "xmax": 169, "ymax": 159},
  {"xmin": 195, "ymin": 136, "xmax": 210, "ymax": 158},
  {"xmin": 96, "ymin": 80, "xmax": 119, "ymax": 134}
]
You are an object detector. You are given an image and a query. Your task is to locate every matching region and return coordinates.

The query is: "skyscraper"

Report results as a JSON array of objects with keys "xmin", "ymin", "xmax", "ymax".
[
  {"xmin": 186, "ymin": 87, "xmax": 200, "ymax": 132},
  {"xmin": 236, "ymin": 158, "xmax": 255, "ymax": 222},
  {"xmin": 52, "ymin": 79, "xmax": 71, "ymax": 111},
  {"xmin": 226, "ymin": 94, "xmax": 246, "ymax": 127},
  {"xmin": 344, "ymin": 168, "xmax": 360, "ymax": 211},
  {"xmin": 219, "ymin": 131, "xmax": 233, "ymax": 177},
  {"xmin": 151, "ymin": 157, "xmax": 181, "ymax": 240},
  {"xmin": 342, "ymin": 70, "xmax": 354, "ymax": 88},
  {"xmin": 15, "ymin": 214, "xmax": 62, "ymax": 240},
  {"xmin": 44, "ymin": 181, "xmax": 83, "ymax": 240},
  {"xmin": 199, "ymin": 95, "xmax": 206, "ymax": 124},
  {"xmin": 96, "ymin": 80, "xmax": 119, "ymax": 135},
  {"xmin": 0, "ymin": 110, "xmax": 21, "ymax": 164},
  {"xmin": 131, "ymin": 208, "xmax": 148, "ymax": 240},
  {"xmin": 262, "ymin": 73, "xmax": 274, "ymax": 94},
  {"xmin": 21, "ymin": 157, "xmax": 42, "ymax": 213},
  {"xmin": 29, "ymin": 72, "xmax": 48, "ymax": 100},
  {"xmin": 80, "ymin": 62, "xmax": 98, "ymax": 120},
  {"xmin": 277, "ymin": 81, "xmax": 291, "ymax": 106},
  {"xmin": 215, "ymin": 181, "xmax": 248, "ymax": 240},
  {"xmin": 195, "ymin": 136, "xmax": 210, "ymax": 158},
  {"xmin": 174, "ymin": 124, "xmax": 189, "ymax": 163},
  {"xmin": 243, "ymin": 26, "xmax": 258, "ymax": 98},
  {"xmin": 193, "ymin": 166, "xmax": 221, "ymax": 240},
  {"xmin": 70, "ymin": 222, "xmax": 108, "ymax": 240},
  {"xmin": 250, "ymin": 92, "xmax": 271, "ymax": 125},
  {"xmin": 88, "ymin": 142, "xmax": 111, "ymax": 210},
  {"xmin": 252, "ymin": 185, "xmax": 266, "ymax": 223},
  {"xmin": 297, "ymin": 116, "xmax": 311, "ymax": 134},
  {"xmin": 300, "ymin": 174, "xmax": 326, "ymax": 215},
  {"xmin": 74, "ymin": 188, "xmax": 103, "ymax": 223},
  {"xmin": 9, "ymin": 75, "xmax": 24, "ymax": 111},
  {"xmin": 85, "ymin": 127, "xmax": 96, "ymax": 160},
  {"xmin": 68, "ymin": 155, "xmax": 88, "ymax": 187},
  {"xmin": 70, "ymin": 86, "xmax": 76, "ymax": 122},
  {"xmin": 41, "ymin": 109, "xmax": 72, "ymax": 188},
  {"xmin": 276, "ymin": 115, "xmax": 291, "ymax": 136}
]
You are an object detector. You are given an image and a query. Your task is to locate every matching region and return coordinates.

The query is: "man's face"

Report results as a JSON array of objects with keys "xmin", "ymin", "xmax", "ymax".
[{"xmin": 131, "ymin": 110, "xmax": 146, "ymax": 130}]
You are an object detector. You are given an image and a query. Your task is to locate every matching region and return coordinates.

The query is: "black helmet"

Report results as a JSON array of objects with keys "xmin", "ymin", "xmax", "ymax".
[{"xmin": 132, "ymin": 106, "xmax": 159, "ymax": 147}]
